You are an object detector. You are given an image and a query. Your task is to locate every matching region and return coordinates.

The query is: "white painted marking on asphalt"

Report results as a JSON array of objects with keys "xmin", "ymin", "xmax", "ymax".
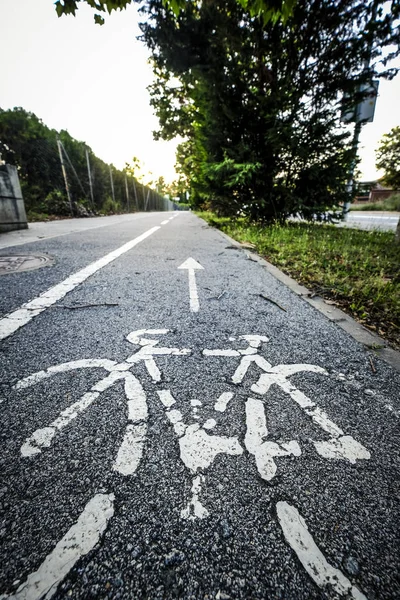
[
  {"xmin": 21, "ymin": 391, "xmax": 101, "ymax": 457},
  {"xmin": 18, "ymin": 329, "xmax": 191, "ymax": 466},
  {"xmin": 277, "ymin": 502, "xmax": 367, "ymax": 600},
  {"xmin": 13, "ymin": 359, "xmax": 117, "ymax": 390},
  {"xmin": 272, "ymin": 378, "xmax": 371, "ymax": 462},
  {"xmin": 90, "ymin": 371, "xmax": 126, "ymax": 393},
  {"xmin": 314, "ymin": 435, "xmax": 371, "ymax": 463},
  {"xmin": 126, "ymin": 330, "xmax": 191, "ymax": 381},
  {"xmin": 203, "ymin": 349, "xmax": 240, "ymax": 357},
  {"xmin": 157, "ymin": 389, "xmax": 176, "ymax": 408},
  {"xmin": 114, "ymin": 423, "xmax": 147, "ymax": 476},
  {"xmin": 214, "ymin": 392, "xmax": 234, "ymax": 412},
  {"xmin": 126, "ymin": 329, "xmax": 170, "ymax": 345},
  {"xmin": 178, "ymin": 257, "xmax": 204, "ymax": 313},
  {"xmin": 306, "ymin": 404, "xmax": 345, "ymax": 437},
  {"xmin": 8, "ymin": 493, "xmax": 114, "ymax": 600},
  {"xmin": 203, "ymin": 336, "xmax": 269, "ymax": 360},
  {"xmin": 0, "ymin": 226, "xmax": 161, "ymax": 341},
  {"xmin": 181, "ymin": 475, "xmax": 209, "ymax": 520},
  {"xmin": 180, "ymin": 423, "xmax": 243, "ymax": 472},
  {"xmin": 158, "ymin": 389, "xmax": 243, "ymax": 518},
  {"xmin": 115, "ymin": 374, "xmax": 148, "ymax": 474},
  {"xmin": 21, "ymin": 371, "xmax": 128, "ymax": 457},
  {"xmin": 168, "ymin": 409, "xmax": 185, "ymax": 425},
  {"xmin": 21, "ymin": 427, "xmax": 55, "ymax": 457},
  {"xmin": 245, "ymin": 398, "xmax": 301, "ymax": 481},
  {"xmin": 233, "ymin": 354, "xmax": 273, "ymax": 383},
  {"xmin": 0, "ymin": 214, "xmax": 158, "ymax": 250},
  {"xmin": 203, "ymin": 336, "xmax": 370, "ymax": 469},
  {"xmin": 161, "ymin": 220, "xmax": 169, "ymax": 225},
  {"xmin": 241, "ymin": 335, "xmax": 269, "ymax": 348},
  {"xmin": 124, "ymin": 373, "xmax": 148, "ymax": 422},
  {"xmin": 188, "ymin": 268, "xmax": 200, "ymax": 312}
]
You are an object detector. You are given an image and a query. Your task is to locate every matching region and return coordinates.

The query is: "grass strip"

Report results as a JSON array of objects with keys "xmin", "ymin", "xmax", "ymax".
[
  {"xmin": 350, "ymin": 194, "xmax": 400, "ymax": 212},
  {"xmin": 197, "ymin": 212, "xmax": 400, "ymax": 350}
]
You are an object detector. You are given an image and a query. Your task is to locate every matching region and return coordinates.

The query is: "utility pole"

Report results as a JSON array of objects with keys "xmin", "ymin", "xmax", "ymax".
[
  {"xmin": 109, "ymin": 165, "xmax": 115, "ymax": 203},
  {"xmin": 85, "ymin": 148, "xmax": 95, "ymax": 211},
  {"xmin": 125, "ymin": 175, "xmax": 130, "ymax": 212},
  {"xmin": 132, "ymin": 179, "xmax": 139, "ymax": 211},
  {"xmin": 144, "ymin": 188, "xmax": 150, "ymax": 211},
  {"xmin": 57, "ymin": 137, "xmax": 73, "ymax": 217},
  {"xmin": 343, "ymin": 3, "xmax": 378, "ymax": 216}
]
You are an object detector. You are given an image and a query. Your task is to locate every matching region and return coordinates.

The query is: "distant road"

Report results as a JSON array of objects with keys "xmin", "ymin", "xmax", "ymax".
[{"xmin": 343, "ymin": 211, "xmax": 399, "ymax": 232}]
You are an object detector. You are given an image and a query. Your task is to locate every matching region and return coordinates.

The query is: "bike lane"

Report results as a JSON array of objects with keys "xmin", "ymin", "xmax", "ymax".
[
  {"xmin": 0, "ymin": 212, "xmax": 169, "ymax": 325},
  {"xmin": 0, "ymin": 212, "xmax": 399, "ymax": 600}
]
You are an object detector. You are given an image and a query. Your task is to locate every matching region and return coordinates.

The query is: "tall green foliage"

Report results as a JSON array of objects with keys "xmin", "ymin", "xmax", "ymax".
[
  {"xmin": 376, "ymin": 126, "xmax": 400, "ymax": 190},
  {"xmin": 140, "ymin": 0, "xmax": 399, "ymax": 222},
  {"xmin": 54, "ymin": 0, "xmax": 296, "ymax": 25},
  {"xmin": 0, "ymin": 107, "xmax": 152, "ymax": 216}
]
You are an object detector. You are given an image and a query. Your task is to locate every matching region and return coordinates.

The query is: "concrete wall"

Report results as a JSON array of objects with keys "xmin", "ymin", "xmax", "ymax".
[{"xmin": 0, "ymin": 164, "xmax": 28, "ymax": 232}]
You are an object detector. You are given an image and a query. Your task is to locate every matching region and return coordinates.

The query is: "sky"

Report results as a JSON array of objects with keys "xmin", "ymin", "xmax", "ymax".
[{"xmin": 0, "ymin": 0, "xmax": 399, "ymax": 183}]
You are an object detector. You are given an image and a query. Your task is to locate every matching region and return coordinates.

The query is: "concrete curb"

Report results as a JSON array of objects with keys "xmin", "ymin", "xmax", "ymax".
[{"xmin": 214, "ymin": 227, "xmax": 400, "ymax": 373}]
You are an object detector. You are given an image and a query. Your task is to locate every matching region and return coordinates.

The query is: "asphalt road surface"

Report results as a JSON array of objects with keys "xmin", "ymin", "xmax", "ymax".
[
  {"xmin": 0, "ymin": 212, "xmax": 399, "ymax": 600},
  {"xmin": 343, "ymin": 211, "xmax": 399, "ymax": 232}
]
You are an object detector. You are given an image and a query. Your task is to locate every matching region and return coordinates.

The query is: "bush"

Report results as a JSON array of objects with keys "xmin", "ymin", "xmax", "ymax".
[
  {"xmin": 351, "ymin": 193, "xmax": 400, "ymax": 212},
  {"xmin": 100, "ymin": 196, "xmax": 122, "ymax": 215},
  {"xmin": 385, "ymin": 193, "xmax": 400, "ymax": 211},
  {"xmin": 44, "ymin": 190, "xmax": 71, "ymax": 216}
]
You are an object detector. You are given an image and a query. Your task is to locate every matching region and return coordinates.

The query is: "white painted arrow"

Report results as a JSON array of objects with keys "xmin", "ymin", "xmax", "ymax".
[{"xmin": 178, "ymin": 258, "xmax": 204, "ymax": 313}]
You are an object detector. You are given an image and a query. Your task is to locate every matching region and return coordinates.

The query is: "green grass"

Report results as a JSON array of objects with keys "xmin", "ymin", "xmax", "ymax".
[
  {"xmin": 26, "ymin": 210, "xmax": 55, "ymax": 222},
  {"xmin": 351, "ymin": 193, "xmax": 400, "ymax": 212},
  {"xmin": 198, "ymin": 212, "xmax": 400, "ymax": 349}
]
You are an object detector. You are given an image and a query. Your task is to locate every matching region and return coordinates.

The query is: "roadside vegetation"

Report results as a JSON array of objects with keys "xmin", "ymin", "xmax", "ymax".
[
  {"xmin": 198, "ymin": 212, "xmax": 400, "ymax": 350},
  {"xmin": 0, "ymin": 107, "xmax": 170, "ymax": 220},
  {"xmin": 351, "ymin": 194, "xmax": 400, "ymax": 212}
]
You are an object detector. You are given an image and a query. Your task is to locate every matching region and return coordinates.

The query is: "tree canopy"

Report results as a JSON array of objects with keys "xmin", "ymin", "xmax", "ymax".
[
  {"xmin": 140, "ymin": 0, "xmax": 399, "ymax": 221},
  {"xmin": 53, "ymin": 0, "xmax": 400, "ymax": 223},
  {"xmin": 0, "ymin": 107, "xmax": 162, "ymax": 216},
  {"xmin": 376, "ymin": 126, "xmax": 400, "ymax": 190},
  {"xmin": 54, "ymin": 0, "xmax": 296, "ymax": 25}
]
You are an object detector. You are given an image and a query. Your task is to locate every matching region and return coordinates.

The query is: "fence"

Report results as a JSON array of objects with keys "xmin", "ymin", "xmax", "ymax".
[
  {"xmin": 53, "ymin": 138, "xmax": 181, "ymax": 216},
  {"xmin": 354, "ymin": 189, "xmax": 398, "ymax": 205},
  {"xmin": 0, "ymin": 107, "xmax": 183, "ymax": 218}
]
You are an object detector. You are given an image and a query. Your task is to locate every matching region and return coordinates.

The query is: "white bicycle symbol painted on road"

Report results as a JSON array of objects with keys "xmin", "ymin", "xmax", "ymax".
[{"xmin": 6, "ymin": 329, "xmax": 369, "ymax": 600}]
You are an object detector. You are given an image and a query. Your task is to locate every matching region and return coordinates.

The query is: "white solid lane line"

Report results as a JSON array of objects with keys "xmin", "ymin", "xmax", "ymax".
[
  {"xmin": 8, "ymin": 494, "xmax": 114, "ymax": 600},
  {"xmin": 0, "ymin": 213, "xmax": 159, "ymax": 251},
  {"xmin": 0, "ymin": 226, "xmax": 161, "ymax": 342},
  {"xmin": 277, "ymin": 502, "xmax": 366, "ymax": 600}
]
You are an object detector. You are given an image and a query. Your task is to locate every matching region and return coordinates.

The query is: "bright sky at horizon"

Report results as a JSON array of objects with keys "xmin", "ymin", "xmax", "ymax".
[
  {"xmin": 0, "ymin": 0, "xmax": 180, "ymax": 183},
  {"xmin": 0, "ymin": 0, "xmax": 399, "ymax": 183}
]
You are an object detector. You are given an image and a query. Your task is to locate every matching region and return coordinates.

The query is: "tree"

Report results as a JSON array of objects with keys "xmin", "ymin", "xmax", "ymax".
[
  {"xmin": 141, "ymin": 0, "xmax": 400, "ymax": 221},
  {"xmin": 376, "ymin": 126, "xmax": 400, "ymax": 189},
  {"xmin": 125, "ymin": 156, "xmax": 146, "ymax": 183},
  {"xmin": 54, "ymin": 0, "xmax": 297, "ymax": 26},
  {"xmin": 0, "ymin": 107, "xmax": 143, "ymax": 215},
  {"xmin": 0, "ymin": 107, "xmax": 64, "ymax": 209},
  {"xmin": 53, "ymin": 0, "xmax": 400, "ymax": 223}
]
